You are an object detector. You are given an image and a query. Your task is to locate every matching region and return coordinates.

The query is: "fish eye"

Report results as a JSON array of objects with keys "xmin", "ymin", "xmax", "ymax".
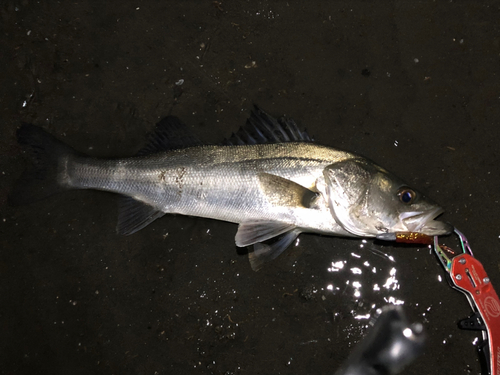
[{"xmin": 398, "ymin": 187, "xmax": 415, "ymax": 204}]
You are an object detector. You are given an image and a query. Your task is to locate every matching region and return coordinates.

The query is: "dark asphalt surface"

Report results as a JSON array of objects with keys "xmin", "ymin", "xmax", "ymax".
[{"xmin": 2, "ymin": 1, "xmax": 500, "ymax": 374}]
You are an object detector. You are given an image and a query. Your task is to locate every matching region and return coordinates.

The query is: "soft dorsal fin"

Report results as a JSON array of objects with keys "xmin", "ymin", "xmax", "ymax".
[
  {"xmin": 258, "ymin": 173, "xmax": 318, "ymax": 209},
  {"xmin": 223, "ymin": 106, "xmax": 312, "ymax": 145},
  {"xmin": 137, "ymin": 116, "xmax": 203, "ymax": 155}
]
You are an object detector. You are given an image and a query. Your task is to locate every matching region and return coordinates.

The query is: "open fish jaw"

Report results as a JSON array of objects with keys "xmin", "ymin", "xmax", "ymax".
[{"xmin": 401, "ymin": 207, "xmax": 452, "ymax": 235}]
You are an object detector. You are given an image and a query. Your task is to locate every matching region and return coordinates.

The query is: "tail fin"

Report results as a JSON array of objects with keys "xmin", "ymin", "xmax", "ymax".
[{"xmin": 9, "ymin": 123, "xmax": 80, "ymax": 206}]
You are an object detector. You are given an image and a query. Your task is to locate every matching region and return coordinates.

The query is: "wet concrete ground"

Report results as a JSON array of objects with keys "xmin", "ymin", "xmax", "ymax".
[{"xmin": 2, "ymin": 1, "xmax": 500, "ymax": 374}]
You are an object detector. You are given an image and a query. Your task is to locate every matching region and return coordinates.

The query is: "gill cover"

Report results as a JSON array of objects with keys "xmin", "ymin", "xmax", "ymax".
[{"xmin": 323, "ymin": 159, "xmax": 381, "ymax": 236}]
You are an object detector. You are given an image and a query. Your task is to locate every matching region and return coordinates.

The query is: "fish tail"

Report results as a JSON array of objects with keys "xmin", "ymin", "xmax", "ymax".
[{"xmin": 9, "ymin": 123, "xmax": 81, "ymax": 206}]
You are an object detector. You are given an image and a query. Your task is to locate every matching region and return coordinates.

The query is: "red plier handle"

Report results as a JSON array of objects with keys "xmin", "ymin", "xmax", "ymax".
[{"xmin": 434, "ymin": 229, "xmax": 500, "ymax": 375}]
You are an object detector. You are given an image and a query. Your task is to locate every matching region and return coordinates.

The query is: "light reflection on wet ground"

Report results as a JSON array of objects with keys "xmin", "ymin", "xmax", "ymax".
[{"xmin": 324, "ymin": 240, "xmax": 406, "ymax": 322}]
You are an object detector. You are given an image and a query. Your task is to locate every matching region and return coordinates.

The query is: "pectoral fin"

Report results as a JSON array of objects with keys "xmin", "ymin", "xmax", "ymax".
[
  {"xmin": 258, "ymin": 173, "xmax": 318, "ymax": 208},
  {"xmin": 249, "ymin": 229, "xmax": 301, "ymax": 271}
]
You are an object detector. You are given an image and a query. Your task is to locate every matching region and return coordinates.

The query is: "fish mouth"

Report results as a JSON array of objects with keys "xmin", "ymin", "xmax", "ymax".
[{"xmin": 400, "ymin": 207, "xmax": 453, "ymax": 236}]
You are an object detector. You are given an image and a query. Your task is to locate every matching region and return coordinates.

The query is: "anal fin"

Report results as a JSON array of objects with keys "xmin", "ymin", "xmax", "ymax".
[{"xmin": 117, "ymin": 196, "xmax": 165, "ymax": 235}]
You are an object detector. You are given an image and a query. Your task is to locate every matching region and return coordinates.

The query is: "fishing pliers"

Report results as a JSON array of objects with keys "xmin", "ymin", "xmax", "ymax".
[{"xmin": 433, "ymin": 228, "xmax": 500, "ymax": 375}]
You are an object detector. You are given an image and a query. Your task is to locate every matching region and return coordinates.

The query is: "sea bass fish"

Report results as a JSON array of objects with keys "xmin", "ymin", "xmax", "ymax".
[{"xmin": 12, "ymin": 107, "xmax": 452, "ymax": 270}]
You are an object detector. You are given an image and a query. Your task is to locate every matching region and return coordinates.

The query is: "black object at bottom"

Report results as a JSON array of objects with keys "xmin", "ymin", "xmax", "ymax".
[{"xmin": 334, "ymin": 306, "xmax": 425, "ymax": 375}]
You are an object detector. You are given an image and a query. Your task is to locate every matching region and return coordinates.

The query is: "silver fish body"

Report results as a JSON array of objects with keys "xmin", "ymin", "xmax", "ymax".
[
  {"xmin": 64, "ymin": 143, "xmax": 354, "ymax": 236},
  {"xmin": 13, "ymin": 108, "xmax": 452, "ymax": 270}
]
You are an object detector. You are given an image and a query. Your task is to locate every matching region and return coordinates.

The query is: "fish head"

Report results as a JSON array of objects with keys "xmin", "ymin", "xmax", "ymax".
[{"xmin": 323, "ymin": 159, "xmax": 452, "ymax": 238}]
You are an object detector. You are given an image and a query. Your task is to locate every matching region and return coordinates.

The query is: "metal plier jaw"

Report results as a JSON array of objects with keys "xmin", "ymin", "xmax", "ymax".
[{"xmin": 434, "ymin": 228, "xmax": 500, "ymax": 375}]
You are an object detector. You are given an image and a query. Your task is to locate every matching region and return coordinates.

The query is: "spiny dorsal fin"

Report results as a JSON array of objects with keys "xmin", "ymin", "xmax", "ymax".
[
  {"xmin": 137, "ymin": 116, "xmax": 203, "ymax": 155},
  {"xmin": 223, "ymin": 106, "xmax": 312, "ymax": 145}
]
